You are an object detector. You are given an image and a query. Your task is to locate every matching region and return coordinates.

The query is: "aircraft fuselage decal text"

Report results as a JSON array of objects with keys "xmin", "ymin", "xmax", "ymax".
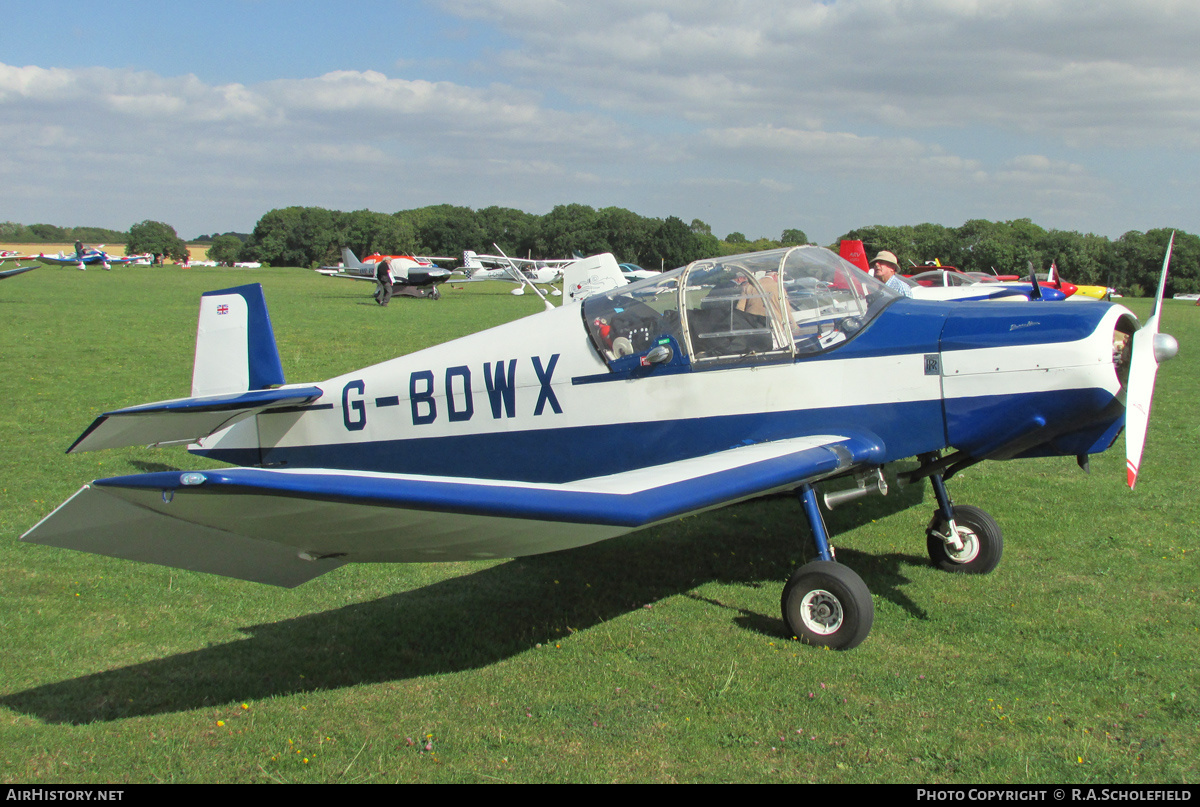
[
  {"xmin": 532, "ymin": 354, "xmax": 562, "ymax": 416},
  {"xmin": 484, "ymin": 360, "xmax": 518, "ymax": 419},
  {"xmin": 340, "ymin": 355, "xmax": 563, "ymax": 430},
  {"xmin": 342, "ymin": 380, "xmax": 366, "ymax": 431}
]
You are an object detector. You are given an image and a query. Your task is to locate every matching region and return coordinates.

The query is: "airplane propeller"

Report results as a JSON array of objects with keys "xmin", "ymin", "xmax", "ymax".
[{"xmin": 1124, "ymin": 232, "xmax": 1180, "ymax": 489}]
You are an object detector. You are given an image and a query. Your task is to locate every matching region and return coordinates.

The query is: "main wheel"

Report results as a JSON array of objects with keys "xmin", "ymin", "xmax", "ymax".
[
  {"xmin": 926, "ymin": 504, "xmax": 1003, "ymax": 574},
  {"xmin": 781, "ymin": 561, "xmax": 874, "ymax": 650},
  {"xmin": 430, "ymin": 286, "xmax": 441, "ymax": 300}
]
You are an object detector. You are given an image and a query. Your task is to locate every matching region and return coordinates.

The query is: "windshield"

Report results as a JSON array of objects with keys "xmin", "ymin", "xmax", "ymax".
[{"xmin": 583, "ymin": 246, "xmax": 898, "ymax": 367}]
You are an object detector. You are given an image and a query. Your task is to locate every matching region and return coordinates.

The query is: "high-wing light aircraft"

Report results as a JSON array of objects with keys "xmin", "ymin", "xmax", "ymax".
[
  {"xmin": 23, "ymin": 242, "xmax": 1179, "ymax": 650},
  {"xmin": 321, "ymin": 247, "xmax": 453, "ymax": 300},
  {"xmin": 35, "ymin": 242, "xmax": 136, "ymax": 271},
  {"xmin": 459, "ymin": 249, "xmax": 571, "ymax": 296}
]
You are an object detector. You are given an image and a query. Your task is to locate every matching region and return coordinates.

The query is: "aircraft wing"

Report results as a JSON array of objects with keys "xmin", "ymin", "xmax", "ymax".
[
  {"xmin": 67, "ymin": 386, "xmax": 324, "ymax": 454},
  {"xmin": 25, "ymin": 433, "xmax": 882, "ymax": 587},
  {"xmin": 0, "ymin": 264, "xmax": 37, "ymax": 279}
]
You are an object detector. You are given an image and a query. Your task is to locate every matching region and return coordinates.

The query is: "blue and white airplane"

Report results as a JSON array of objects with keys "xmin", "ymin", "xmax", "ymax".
[
  {"xmin": 36, "ymin": 242, "xmax": 136, "ymax": 271},
  {"xmin": 22, "ymin": 241, "xmax": 1179, "ymax": 650}
]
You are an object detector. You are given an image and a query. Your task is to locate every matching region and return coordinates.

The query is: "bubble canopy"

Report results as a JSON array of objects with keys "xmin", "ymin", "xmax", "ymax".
[{"xmin": 583, "ymin": 245, "xmax": 899, "ymax": 367}]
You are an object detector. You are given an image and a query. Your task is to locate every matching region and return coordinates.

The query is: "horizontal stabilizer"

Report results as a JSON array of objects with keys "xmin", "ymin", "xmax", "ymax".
[
  {"xmin": 27, "ymin": 434, "xmax": 882, "ymax": 585},
  {"xmin": 67, "ymin": 386, "xmax": 323, "ymax": 454}
]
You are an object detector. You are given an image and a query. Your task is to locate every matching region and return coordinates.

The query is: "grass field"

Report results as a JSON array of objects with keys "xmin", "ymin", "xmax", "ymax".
[{"xmin": 1, "ymin": 264, "xmax": 1196, "ymax": 784}]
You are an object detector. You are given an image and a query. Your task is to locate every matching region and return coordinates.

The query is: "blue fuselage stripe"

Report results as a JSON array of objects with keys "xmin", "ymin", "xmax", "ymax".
[{"xmin": 193, "ymin": 400, "xmax": 945, "ymax": 483}]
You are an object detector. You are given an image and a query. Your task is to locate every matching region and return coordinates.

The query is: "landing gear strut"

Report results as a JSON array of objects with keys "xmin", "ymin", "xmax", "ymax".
[
  {"xmin": 924, "ymin": 470, "xmax": 1003, "ymax": 574},
  {"xmin": 781, "ymin": 483, "xmax": 874, "ymax": 650},
  {"xmin": 781, "ymin": 460, "xmax": 1004, "ymax": 649}
]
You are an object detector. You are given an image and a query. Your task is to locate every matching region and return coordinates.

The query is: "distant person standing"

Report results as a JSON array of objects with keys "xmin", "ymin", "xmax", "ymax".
[
  {"xmin": 376, "ymin": 259, "xmax": 394, "ymax": 306},
  {"xmin": 871, "ymin": 251, "xmax": 913, "ymax": 298}
]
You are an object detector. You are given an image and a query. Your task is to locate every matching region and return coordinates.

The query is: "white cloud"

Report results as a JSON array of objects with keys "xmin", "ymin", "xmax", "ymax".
[
  {"xmin": 435, "ymin": 0, "xmax": 1200, "ymax": 148},
  {"xmin": 2, "ymin": 1, "xmax": 1198, "ymax": 241}
]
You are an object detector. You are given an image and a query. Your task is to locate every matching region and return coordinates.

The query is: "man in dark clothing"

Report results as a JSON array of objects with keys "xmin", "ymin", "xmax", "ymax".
[{"xmin": 375, "ymin": 259, "xmax": 393, "ymax": 306}]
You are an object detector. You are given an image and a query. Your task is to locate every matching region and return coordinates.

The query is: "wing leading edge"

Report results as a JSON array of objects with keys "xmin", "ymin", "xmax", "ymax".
[{"xmin": 24, "ymin": 433, "xmax": 884, "ymax": 587}]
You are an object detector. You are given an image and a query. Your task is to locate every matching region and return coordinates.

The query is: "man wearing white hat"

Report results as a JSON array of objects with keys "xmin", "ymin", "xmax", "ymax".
[{"xmin": 871, "ymin": 250, "xmax": 913, "ymax": 298}]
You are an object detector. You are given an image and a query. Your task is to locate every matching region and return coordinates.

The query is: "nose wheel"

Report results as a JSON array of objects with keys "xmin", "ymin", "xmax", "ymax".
[{"xmin": 926, "ymin": 504, "xmax": 1003, "ymax": 574}]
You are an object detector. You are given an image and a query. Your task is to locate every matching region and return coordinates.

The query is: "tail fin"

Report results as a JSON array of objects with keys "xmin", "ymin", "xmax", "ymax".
[
  {"xmin": 341, "ymin": 247, "xmax": 369, "ymax": 271},
  {"xmin": 462, "ymin": 250, "xmax": 485, "ymax": 270},
  {"xmin": 563, "ymin": 253, "xmax": 625, "ymax": 303},
  {"xmin": 839, "ymin": 240, "xmax": 869, "ymax": 272},
  {"xmin": 192, "ymin": 284, "xmax": 285, "ymax": 397}
]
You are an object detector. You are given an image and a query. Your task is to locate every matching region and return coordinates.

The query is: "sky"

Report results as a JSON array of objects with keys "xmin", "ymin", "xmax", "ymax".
[{"xmin": 2, "ymin": 0, "xmax": 1198, "ymax": 244}]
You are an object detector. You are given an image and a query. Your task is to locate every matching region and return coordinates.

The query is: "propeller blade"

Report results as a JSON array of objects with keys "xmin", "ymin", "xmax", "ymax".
[{"xmin": 1124, "ymin": 232, "xmax": 1176, "ymax": 489}]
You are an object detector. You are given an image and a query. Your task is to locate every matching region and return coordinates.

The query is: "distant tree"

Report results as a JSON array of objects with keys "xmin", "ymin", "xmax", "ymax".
[
  {"xmin": 689, "ymin": 219, "xmax": 712, "ymax": 236},
  {"xmin": 29, "ymin": 223, "xmax": 68, "ymax": 242},
  {"xmin": 206, "ymin": 235, "xmax": 244, "ymax": 265},
  {"xmin": 535, "ymin": 204, "xmax": 605, "ymax": 258},
  {"xmin": 909, "ymin": 222, "xmax": 960, "ymax": 266},
  {"xmin": 780, "ymin": 228, "xmax": 808, "ymax": 246},
  {"xmin": 645, "ymin": 216, "xmax": 707, "ymax": 269},
  {"xmin": 414, "ymin": 205, "xmax": 486, "ymax": 258},
  {"xmin": 0, "ymin": 221, "xmax": 35, "ymax": 241},
  {"xmin": 725, "ymin": 231, "xmax": 748, "ymax": 244},
  {"xmin": 596, "ymin": 206, "xmax": 652, "ymax": 263},
  {"xmin": 240, "ymin": 207, "xmax": 337, "ymax": 267},
  {"xmin": 477, "ymin": 206, "xmax": 538, "ymax": 255},
  {"xmin": 335, "ymin": 209, "xmax": 415, "ymax": 260},
  {"xmin": 71, "ymin": 226, "xmax": 128, "ymax": 244},
  {"xmin": 126, "ymin": 220, "xmax": 189, "ymax": 261}
]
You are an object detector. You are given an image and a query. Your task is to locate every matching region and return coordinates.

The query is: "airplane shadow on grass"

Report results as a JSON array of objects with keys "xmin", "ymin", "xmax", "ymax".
[{"xmin": 2, "ymin": 480, "xmax": 932, "ymax": 725}]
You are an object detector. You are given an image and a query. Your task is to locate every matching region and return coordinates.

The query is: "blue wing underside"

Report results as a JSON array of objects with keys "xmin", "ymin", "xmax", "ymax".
[{"xmin": 23, "ymin": 433, "xmax": 884, "ymax": 587}]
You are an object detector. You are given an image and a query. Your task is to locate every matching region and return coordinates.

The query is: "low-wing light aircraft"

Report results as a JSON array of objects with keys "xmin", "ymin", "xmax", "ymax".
[
  {"xmin": 1040, "ymin": 263, "xmax": 1112, "ymax": 301},
  {"xmin": 35, "ymin": 242, "xmax": 137, "ymax": 271},
  {"xmin": 321, "ymin": 247, "xmax": 453, "ymax": 300},
  {"xmin": 23, "ymin": 241, "xmax": 1179, "ymax": 650},
  {"xmin": 905, "ymin": 270, "xmax": 1068, "ymax": 302}
]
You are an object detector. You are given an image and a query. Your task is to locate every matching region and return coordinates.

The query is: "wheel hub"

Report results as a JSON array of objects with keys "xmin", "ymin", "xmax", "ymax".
[
  {"xmin": 945, "ymin": 526, "xmax": 981, "ymax": 563},
  {"xmin": 799, "ymin": 589, "xmax": 843, "ymax": 635}
]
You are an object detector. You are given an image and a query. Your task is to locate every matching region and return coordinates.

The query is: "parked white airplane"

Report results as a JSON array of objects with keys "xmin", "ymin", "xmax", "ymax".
[{"xmin": 458, "ymin": 248, "xmax": 571, "ymax": 295}]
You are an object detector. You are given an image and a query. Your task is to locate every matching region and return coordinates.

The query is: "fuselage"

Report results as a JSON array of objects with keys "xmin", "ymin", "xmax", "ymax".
[{"xmin": 193, "ymin": 284, "xmax": 1132, "ymax": 485}]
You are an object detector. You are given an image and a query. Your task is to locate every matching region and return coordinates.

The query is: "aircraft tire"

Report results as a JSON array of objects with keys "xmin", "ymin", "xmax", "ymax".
[
  {"xmin": 430, "ymin": 287, "xmax": 441, "ymax": 300},
  {"xmin": 926, "ymin": 504, "xmax": 1003, "ymax": 574},
  {"xmin": 781, "ymin": 561, "xmax": 873, "ymax": 650}
]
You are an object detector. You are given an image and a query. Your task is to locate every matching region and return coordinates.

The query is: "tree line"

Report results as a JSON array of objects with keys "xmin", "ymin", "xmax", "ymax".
[
  {"xmin": 229, "ymin": 204, "xmax": 737, "ymax": 273},
  {"xmin": 842, "ymin": 220, "xmax": 1197, "ymax": 297},
  {"xmin": 6, "ymin": 207, "xmax": 1196, "ymax": 296},
  {"xmin": 0, "ymin": 221, "xmax": 128, "ymax": 245},
  {"xmin": 228, "ymin": 205, "xmax": 1196, "ymax": 296}
]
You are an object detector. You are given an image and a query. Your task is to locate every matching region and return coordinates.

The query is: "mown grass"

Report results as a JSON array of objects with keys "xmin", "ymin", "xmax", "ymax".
[{"xmin": 1, "ymin": 265, "xmax": 1196, "ymax": 783}]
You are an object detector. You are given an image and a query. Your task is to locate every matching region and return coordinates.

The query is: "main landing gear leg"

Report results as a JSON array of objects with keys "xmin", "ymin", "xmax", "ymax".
[
  {"xmin": 780, "ymin": 483, "xmax": 874, "ymax": 650},
  {"xmin": 924, "ymin": 469, "xmax": 1003, "ymax": 574}
]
